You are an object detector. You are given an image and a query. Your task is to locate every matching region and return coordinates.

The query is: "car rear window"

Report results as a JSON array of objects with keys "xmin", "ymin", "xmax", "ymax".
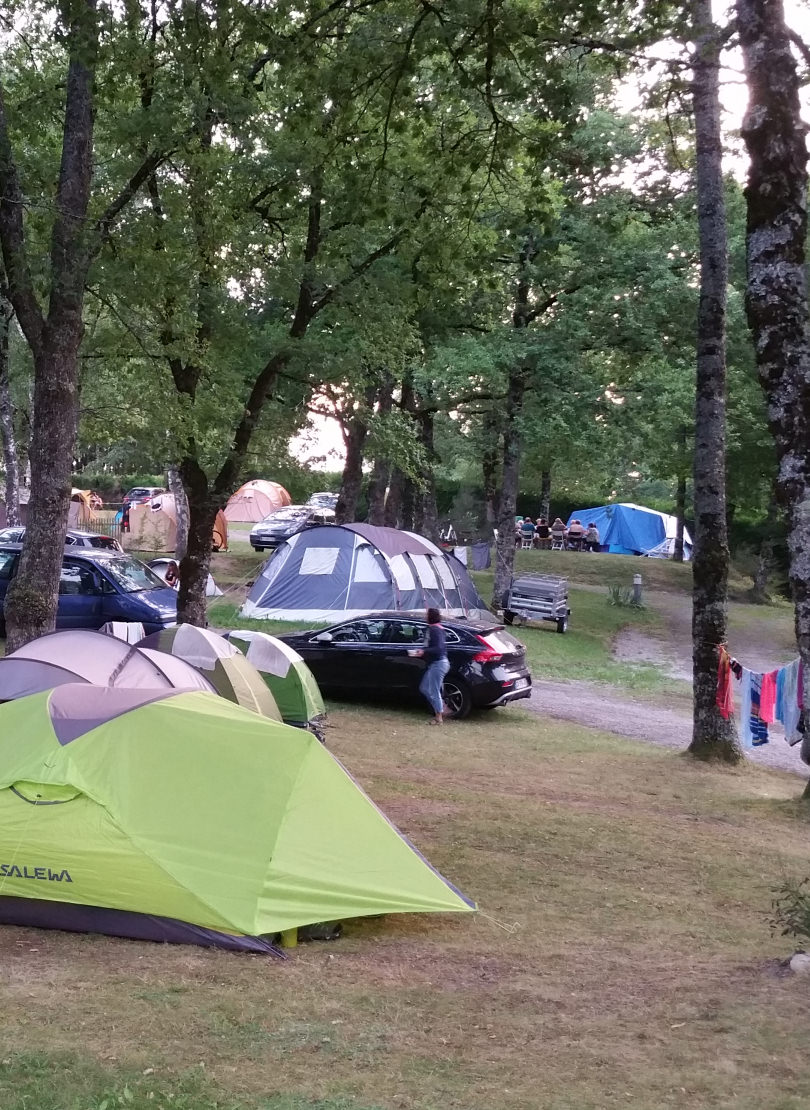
[
  {"xmin": 480, "ymin": 631, "xmax": 520, "ymax": 654},
  {"xmin": 89, "ymin": 536, "xmax": 118, "ymax": 549}
]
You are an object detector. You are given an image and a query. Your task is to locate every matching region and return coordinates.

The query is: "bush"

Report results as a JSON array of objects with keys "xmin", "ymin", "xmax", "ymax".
[
  {"xmin": 606, "ymin": 584, "xmax": 645, "ymax": 610},
  {"xmin": 770, "ymin": 878, "xmax": 810, "ymax": 943}
]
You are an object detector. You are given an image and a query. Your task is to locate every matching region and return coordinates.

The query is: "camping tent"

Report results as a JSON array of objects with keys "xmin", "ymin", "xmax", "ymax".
[
  {"xmin": 0, "ymin": 629, "xmax": 216, "ymax": 701},
  {"xmin": 224, "ymin": 480, "xmax": 291, "ymax": 522},
  {"xmin": 225, "ymin": 629, "xmax": 325, "ymax": 734},
  {"xmin": 139, "ymin": 624, "xmax": 280, "ymax": 720},
  {"xmin": 241, "ymin": 524, "xmax": 488, "ymax": 622},
  {"xmin": 147, "ymin": 558, "xmax": 223, "ymax": 597},
  {"xmin": 0, "ymin": 686, "xmax": 473, "ymax": 950},
  {"xmin": 566, "ymin": 503, "xmax": 692, "ymax": 559},
  {"xmin": 68, "ymin": 489, "xmax": 98, "ymax": 528},
  {"xmin": 123, "ymin": 494, "xmax": 228, "ymax": 554}
]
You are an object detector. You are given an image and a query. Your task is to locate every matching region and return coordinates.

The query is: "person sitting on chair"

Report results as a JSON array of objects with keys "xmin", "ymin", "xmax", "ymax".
[
  {"xmin": 550, "ymin": 517, "xmax": 567, "ymax": 548},
  {"xmin": 535, "ymin": 517, "xmax": 551, "ymax": 549},
  {"xmin": 583, "ymin": 522, "xmax": 600, "ymax": 552},
  {"xmin": 566, "ymin": 519, "xmax": 584, "ymax": 550},
  {"xmin": 519, "ymin": 516, "xmax": 536, "ymax": 547}
]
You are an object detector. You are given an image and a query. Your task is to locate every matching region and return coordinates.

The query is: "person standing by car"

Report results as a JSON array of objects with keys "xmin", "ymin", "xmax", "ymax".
[{"xmin": 409, "ymin": 608, "xmax": 450, "ymax": 725}]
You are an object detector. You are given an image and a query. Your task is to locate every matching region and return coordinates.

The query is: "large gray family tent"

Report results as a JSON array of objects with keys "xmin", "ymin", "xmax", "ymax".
[{"xmin": 241, "ymin": 524, "xmax": 488, "ymax": 622}]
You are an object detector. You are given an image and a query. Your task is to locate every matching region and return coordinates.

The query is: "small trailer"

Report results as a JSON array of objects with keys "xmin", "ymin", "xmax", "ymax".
[{"xmin": 503, "ymin": 573, "xmax": 570, "ymax": 633}]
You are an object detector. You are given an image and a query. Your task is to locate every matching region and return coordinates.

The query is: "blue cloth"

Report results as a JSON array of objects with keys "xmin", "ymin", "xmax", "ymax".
[
  {"xmin": 420, "ymin": 659, "xmax": 450, "ymax": 714},
  {"xmin": 424, "ymin": 623, "xmax": 447, "ymax": 664}
]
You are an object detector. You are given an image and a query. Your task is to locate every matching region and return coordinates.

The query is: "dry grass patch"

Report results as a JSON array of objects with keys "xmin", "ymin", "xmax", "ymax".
[{"xmin": 2, "ymin": 705, "xmax": 810, "ymax": 1109}]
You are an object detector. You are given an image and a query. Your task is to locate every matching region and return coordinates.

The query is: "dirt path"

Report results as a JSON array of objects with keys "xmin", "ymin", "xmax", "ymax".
[{"xmin": 528, "ymin": 589, "xmax": 807, "ymax": 778}]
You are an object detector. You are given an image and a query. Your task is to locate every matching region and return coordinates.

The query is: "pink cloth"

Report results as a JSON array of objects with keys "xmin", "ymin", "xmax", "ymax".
[{"xmin": 760, "ymin": 670, "xmax": 777, "ymax": 724}]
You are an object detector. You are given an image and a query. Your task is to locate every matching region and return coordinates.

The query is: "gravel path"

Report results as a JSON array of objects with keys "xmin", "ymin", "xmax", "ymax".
[{"xmin": 526, "ymin": 588, "xmax": 807, "ymax": 778}]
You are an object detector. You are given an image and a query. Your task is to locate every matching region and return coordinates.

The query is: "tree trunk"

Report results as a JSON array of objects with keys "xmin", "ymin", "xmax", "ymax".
[
  {"xmin": 736, "ymin": 0, "xmax": 810, "ymax": 723},
  {"xmin": 539, "ymin": 469, "xmax": 551, "ymax": 523},
  {"xmin": 481, "ymin": 407, "xmax": 501, "ymax": 530},
  {"xmin": 0, "ymin": 0, "xmax": 100, "ymax": 649},
  {"xmin": 367, "ymin": 459, "xmax": 389, "ymax": 525},
  {"xmin": 492, "ymin": 368, "xmax": 527, "ymax": 609},
  {"xmin": 177, "ymin": 457, "xmax": 215, "ymax": 626},
  {"xmin": 0, "ymin": 287, "xmax": 20, "ymax": 527},
  {"xmin": 167, "ymin": 464, "xmax": 189, "ymax": 561},
  {"xmin": 673, "ymin": 470, "xmax": 687, "ymax": 562},
  {"xmin": 751, "ymin": 494, "xmax": 779, "ymax": 603},
  {"xmin": 491, "ymin": 238, "xmax": 535, "ymax": 610},
  {"xmin": 335, "ymin": 416, "xmax": 369, "ymax": 524},
  {"xmin": 419, "ymin": 409, "xmax": 439, "ymax": 542},
  {"xmin": 383, "ymin": 468, "xmax": 403, "ymax": 527},
  {"xmin": 399, "ymin": 476, "xmax": 416, "ymax": 532},
  {"xmin": 687, "ymin": 0, "xmax": 741, "ymax": 761}
]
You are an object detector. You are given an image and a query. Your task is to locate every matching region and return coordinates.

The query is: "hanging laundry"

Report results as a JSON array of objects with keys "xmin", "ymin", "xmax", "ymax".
[
  {"xmin": 716, "ymin": 647, "xmax": 734, "ymax": 719},
  {"xmin": 760, "ymin": 670, "xmax": 778, "ymax": 724},
  {"xmin": 738, "ymin": 669, "xmax": 754, "ymax": 748},
  {"xmin": 776, "ymin": 659, "xmax": 803, "ymax": 745},
  {"xmin": 749, "ymin": 673, "xmax": 769, "ymax": 746}
]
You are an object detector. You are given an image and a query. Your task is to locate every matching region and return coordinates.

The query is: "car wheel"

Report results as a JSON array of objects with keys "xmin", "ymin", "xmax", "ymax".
[
  {"xmin": 503, "ymin": 609, "xmax": 515, "ymax": 625},
  {"xmin": 252, "ymin": 545, "xmax": 263, "ymax": 552},
  {"xmin": 442, "ymin": 675, "xmax": 472, "ymax": 720},
  {"xmin": 556, "ymin": 616, "xmax": 568, "ymax": 634}
]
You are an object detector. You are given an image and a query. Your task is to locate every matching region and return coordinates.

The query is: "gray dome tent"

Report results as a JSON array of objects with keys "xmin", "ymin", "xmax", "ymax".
[{"xmin": 241, "ymin": 524, "xmax": 488, "ymax": 622}]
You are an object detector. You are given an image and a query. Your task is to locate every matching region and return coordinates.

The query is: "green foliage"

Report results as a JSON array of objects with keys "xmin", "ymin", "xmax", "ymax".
[
  {"xmin": 606, "ymin": 584, "xmax": 645, "ymax": 610},
  {"xmin": 770, "ymin": 878, "xmax": 810, "ymax": 943}
]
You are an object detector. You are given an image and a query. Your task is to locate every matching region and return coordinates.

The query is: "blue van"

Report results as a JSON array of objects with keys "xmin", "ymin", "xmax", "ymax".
[{"xmin": 0, "ymin": 545, "xmax": 178, "ymax": 635}]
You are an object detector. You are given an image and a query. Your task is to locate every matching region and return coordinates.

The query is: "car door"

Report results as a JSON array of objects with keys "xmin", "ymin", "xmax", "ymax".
[
  {"xmin": 380, "ymin": 619, "xmax": 429, "ymax": 691},
  {"xmin": 0, "ymin": 549, "xmax": 19, "ymax": 621},
  {"xmin": 57, "ymin": 559, "xmax": 105, "ymax": 629},
  {"xmin": 299, "ymin": 620, "xmax": 367, "ymax": 689},
  {"xmin": 324, "ymin": 618, "xmax": 392, "ymax": 691}
]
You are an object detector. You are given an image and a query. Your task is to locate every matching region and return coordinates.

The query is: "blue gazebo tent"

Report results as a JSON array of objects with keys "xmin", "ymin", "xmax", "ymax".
[{"xmin": 566, "ymin": 503, "xmax": 692, "ymax": 559}]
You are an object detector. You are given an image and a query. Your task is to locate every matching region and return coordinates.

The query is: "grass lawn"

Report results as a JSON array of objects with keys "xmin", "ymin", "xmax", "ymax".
[{"xmin": 3, "ymin": 704, "xmax": 810, "ymax": 1109}]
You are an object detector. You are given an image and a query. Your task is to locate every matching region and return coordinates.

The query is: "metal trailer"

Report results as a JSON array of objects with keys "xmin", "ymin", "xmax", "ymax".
[{"xmin": 503, "ymin": 573, "xmax": 570, "ymax": 633}]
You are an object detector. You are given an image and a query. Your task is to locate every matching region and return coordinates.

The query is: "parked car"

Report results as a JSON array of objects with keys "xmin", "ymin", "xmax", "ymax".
[
  {"xmin": 0, "ymin": 545, "xmax": 178, "ymax": 636},
  {"xmin": 250, "ymin": 505, "xmax": 335, "ymax": 552},
  {"xmin": 122, "ymin": 485, "xmax": 166, "ymax": 508},
  {"xmin": 306, "ymin": 491, "xmax": 339, "ymax": 511},
  {"xmin": 279, "ymin": 613, "xmax": 532, "ymax": 718},
  {"xmin": 0, "ymin": 526, "xmax": 122, "ymax": 552}
]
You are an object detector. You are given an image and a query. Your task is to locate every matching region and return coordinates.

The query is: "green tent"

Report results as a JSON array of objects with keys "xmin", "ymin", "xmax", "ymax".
[
  {"xmin": 226, "ymin": 629, "xmax": 324, "ymax": 731},
  {"xmin": 0, "ymin": 686, "xmax": 474, "ymax": 952},
  {"xmin": 139, "ymin": 624, "xmax": 280, "ymax": 720}
]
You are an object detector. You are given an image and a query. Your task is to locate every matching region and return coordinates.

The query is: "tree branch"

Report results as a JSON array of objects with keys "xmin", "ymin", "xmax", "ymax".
[{"xmin": 88, "ymin": 148, "xmax": 168, "ymax": 260}]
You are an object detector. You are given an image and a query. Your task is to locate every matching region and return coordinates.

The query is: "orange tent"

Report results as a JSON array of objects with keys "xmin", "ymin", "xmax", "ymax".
[
  {"xmin": 224, "ymin": 480, "xmax": 291, "ymax": 522},
  {"xmin": 123, "ymin": 494, "xmax": 228, "ymax": 553}
]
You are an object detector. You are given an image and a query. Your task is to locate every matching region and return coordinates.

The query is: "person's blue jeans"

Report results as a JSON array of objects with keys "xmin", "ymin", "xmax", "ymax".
[{"xmin": 419, "ymin": 658, "xmax": 450, "ymax": 714}]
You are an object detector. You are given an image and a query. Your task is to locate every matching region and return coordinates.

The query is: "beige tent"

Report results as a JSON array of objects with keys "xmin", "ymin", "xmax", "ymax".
[
  {"xmin": 224, "ymin": 480, "xmax": 291, "ymax": 522},
  {"xmin": 123, "ymin": 493, "xmax": 228, "ymax": 553},
  {"xmin": 68, "ymin": 488, "xmax": 99, "ymax": 528}
]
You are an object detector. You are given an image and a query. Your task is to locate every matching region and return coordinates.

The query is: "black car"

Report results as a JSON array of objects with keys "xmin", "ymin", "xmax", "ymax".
[
  {"xmin": 0, "ymin": 526, "xmax": 121, "ymax": 551},
  {"xmin": 279, "ymin": 612, "xmax": 532, "ymax": 718},
  {"xmin": 250, "ymin": 505, "xmax": 335, "ymax": 552}
]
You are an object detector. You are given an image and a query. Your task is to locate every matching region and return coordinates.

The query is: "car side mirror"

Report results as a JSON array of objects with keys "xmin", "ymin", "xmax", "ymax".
[{"xmin": 314, "ymin": 632, "xmax": 333, "ymax": 643}]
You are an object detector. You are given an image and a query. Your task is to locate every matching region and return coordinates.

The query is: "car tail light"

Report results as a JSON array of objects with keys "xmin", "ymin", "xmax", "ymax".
[{"xmin": 473, "ymin": 635, "xmax": 503, "ymax": 663}]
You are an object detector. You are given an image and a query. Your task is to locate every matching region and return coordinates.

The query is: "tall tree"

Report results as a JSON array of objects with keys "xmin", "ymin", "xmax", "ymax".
[
  {"xmin": 735, "ymin": 0, "xmax": 810, "ymax": 750},
  {"xmin": 687, "ymin": 0, "xmax": 740, "ymax": 761},
  {"xmin": 0, "ymin": 0, "xmax": 161, "ymax": 648}
]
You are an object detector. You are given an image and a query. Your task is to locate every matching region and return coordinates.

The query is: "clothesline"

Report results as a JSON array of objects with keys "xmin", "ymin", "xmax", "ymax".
[{"xmin": 716, "ymin": 646, "xmax": 802, "ymax": 749}]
